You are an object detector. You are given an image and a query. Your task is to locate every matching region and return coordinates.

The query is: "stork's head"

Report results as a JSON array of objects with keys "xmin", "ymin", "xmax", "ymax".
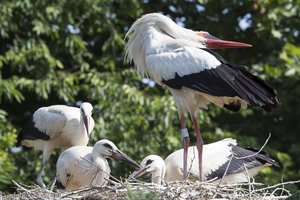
[
  {"xmin": 80, "ymin": 102, "xmax": 93, "ymax": 137},
  {"xmin": 130, "ymin": 155, "xmax": 166, "ymax": 184},
  {"xmin": 125, "ymin": 13, "xmax": 192, "ymax": 77},
  {"xmin": 93, "ymin": 139, "xmax": 140, "ymax": 168}
]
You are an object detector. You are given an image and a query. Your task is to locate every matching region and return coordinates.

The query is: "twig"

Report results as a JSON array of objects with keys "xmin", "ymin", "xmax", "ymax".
[
  {"xmin": 50, "ymin": 178, "xmax": 56, "ymax": 192},
  {"xmin": 253, "ymin": 179, "xmax": 300, "ymax": 193},
  {"xmin": 212, "ymin": 153, "xmax": 234, "ymax": 198},
  {"xmin": 60, "ymin": 186, "xmax": 98, "ymax": 198},
  {"xmin": 235, "ymin": 133, "xmax": 271, "ymax": 160},
  {"xmin": 12, "ymin": 180, "xmax": 32, "ymax": 193},
  {"xmin": 188, "ymin": 146, "xmax": 197, "ymax": 178},
  {"xmin": 279, "ymin": 166, "xmax": 286, "ymax": 196},
  {"xmin": 7, "ymin": 177, "xmax": 299, "ymax": 199},
  {"xmin": 243, "ymin": 164, "xmax": 252, "ymax": 200}
]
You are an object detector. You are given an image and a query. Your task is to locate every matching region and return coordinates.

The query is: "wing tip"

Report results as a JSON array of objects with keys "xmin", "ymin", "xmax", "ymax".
[
  {"xmin": 16, "ymin": 118, "xmax": 50, "ymax": 146},
  {"xmin": 262, "ymin": 96, "xmax": 280, "ymax": 112}
]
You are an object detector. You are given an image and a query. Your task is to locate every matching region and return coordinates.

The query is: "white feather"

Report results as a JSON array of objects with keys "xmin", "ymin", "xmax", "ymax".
[
  {"xmin": 165, "ymin": 138, "xmax": 236, "ymax": 182},
  {"xmin": 56, "ymin": 139, "xmax": 135, "ymax": 190},
  {"xmin": 23, "ymin": 103, "xmax": 95, "ymax": 150},
  {"xmin": 125, "ymin": 13, "xmax": 216, "ymax": 82},
  {"xmin": 56, "ymin": 144, "xmax": 110, "ymax": 190},
  {"xmin": 146, "ymin": 45, "xmax": 221, "ymax": 82}
]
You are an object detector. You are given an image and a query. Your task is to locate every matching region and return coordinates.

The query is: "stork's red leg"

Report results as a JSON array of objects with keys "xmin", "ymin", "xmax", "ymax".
[
  {"xmin": 192, "ymin": 115, "xmax": 203, "ymax": 181},
  {"xmin": 180, "ymin": 113, "xmax": 190, "ymax": 181}
]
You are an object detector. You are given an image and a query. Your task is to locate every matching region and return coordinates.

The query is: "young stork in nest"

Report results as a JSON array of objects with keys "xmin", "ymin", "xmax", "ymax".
[
  {"xmin": 56, "ymin": 139, "xmax": 139, "ymax": 190},
  {"xmin": 131, "ymin": 138, "xmax": 279, "ymax": 184}
]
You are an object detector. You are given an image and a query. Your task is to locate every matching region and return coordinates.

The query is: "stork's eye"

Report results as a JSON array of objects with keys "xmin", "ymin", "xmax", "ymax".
[
  {"xmin": 146, "ymin": 159, "xmax": 153, "ymax": 165},
  {"xmin": 103, "ymin": 143, "xmax": 113, "ymax": 149}
]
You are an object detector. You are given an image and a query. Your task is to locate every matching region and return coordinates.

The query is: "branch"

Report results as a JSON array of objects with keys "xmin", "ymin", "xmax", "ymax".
[
  {"xmin": 235, "ymin": 133, "xmax": 271, "ymax": 160},
  {"xmin": 253, "ymin": 180, "xmax": 300, "ymax": 193}
]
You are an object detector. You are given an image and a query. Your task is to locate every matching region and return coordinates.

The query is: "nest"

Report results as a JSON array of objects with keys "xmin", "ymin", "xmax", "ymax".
[
  {"xmin": 4, "ymin": 135, "xmax": 298, "ymax": 199},
  {"xmin": 3, "ymin": 179, "xmax": 299, "ymax": 200}
]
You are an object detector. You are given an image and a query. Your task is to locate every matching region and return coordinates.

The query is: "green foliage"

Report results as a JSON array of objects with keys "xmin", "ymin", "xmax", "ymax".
[
  {"xmin": 0, "ymin": 109, "xmax": 16, "ymax": 189},
  {"xmin": 0, "ymin": 0, "xmax": 299, "ymax": 193},
  {"xmin": 125, "ymin": 187, "xmax": 160, "ymax": 200}
]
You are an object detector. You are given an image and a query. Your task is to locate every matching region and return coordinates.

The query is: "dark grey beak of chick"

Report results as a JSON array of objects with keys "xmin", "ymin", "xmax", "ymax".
[{"xmin": 111, "ymin": 149, "xmax": 140, "ymax": 169}]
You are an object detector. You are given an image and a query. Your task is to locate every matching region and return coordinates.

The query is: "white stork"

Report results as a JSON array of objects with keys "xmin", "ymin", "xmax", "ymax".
[
  {"xmin": 125, "ymin": 13, "xmax": 279, "ymax": 181},
  {"xmin": 131, "ymin": 138, "xmax": 279, "ymax": 184},
  {"xmin": 56, "ymin": 139, "xmax": 139, "ymax": 190},
  {"xmin": 17, "ymin": 102, "xmax": 95, "ymax": 187}
]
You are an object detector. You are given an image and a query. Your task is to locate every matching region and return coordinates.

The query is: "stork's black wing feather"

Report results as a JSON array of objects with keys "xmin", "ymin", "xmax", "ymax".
[
  {"xmin": 16, "ymin": 117, "xmax": 50, "ymax": 146},
  {"xmin": 162, "ymin": 49, "xmax": 279, "ymax": 112},
  {"xmin": 206, "ymin": 145, "xmax": 279, "ymax": 180}
]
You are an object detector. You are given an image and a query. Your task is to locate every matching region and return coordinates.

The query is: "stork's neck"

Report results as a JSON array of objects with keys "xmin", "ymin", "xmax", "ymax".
[
  {"xmin": 145, "ymin": 25, "xmax": 200, "ymax": 53},
  {"xmin": 144, "ymin": 28, "xmax": 173, "ymax": 54},
  {"xmin": 92, "ymin": 152, "xmax": 107, "ymax": 167},
  {"xmin": 151, "ymin": 162, "xmax": 166, "ymax": 185}
]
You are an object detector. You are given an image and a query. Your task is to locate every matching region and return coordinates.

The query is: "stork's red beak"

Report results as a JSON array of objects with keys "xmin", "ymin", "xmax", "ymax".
[{"xmin": 196, "ymin": 31, "xmax": 252, "ymax": 49}]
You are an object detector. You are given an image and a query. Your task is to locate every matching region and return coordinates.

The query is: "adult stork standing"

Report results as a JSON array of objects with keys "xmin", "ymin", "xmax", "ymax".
[
  {"xmin": 17, "ymin": 102, "xmax": 95, "ymax": 187},
  {"xmin": 56, "ymin": 139, "xmax": 139, "ymax": 190},
  {"xmin": 125, "ymin": 13, "xmax": 279, "ymax": 181},
  {"xmin": 131, "ymin": 138, "xmax": 279, "ymax": 184}
]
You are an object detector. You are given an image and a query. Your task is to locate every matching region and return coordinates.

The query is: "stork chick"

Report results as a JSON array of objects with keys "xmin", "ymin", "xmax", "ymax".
[
  {"xmin": 131, "ymin": 138, "xmax": 279, "ymax": 184},
  {"xmin": 56, "ymin": 139, "xmax": 139, "ymax": 190}
]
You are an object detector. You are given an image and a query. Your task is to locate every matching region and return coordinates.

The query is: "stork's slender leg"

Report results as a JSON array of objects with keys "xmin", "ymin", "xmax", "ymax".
[
  {"xmin": 192, "ymin": 115, "xmax": 203, "ymax": 181},
  {"xmin": 36, "ymin": 163, "xmax": 46, "ymax": 188},
  {"xmin": 180, "ymin": 113, "xmax": 190, "ymax": 181},
  {"xmin": 36, "ymin": 148, "xmax": 51, "ymax": 188}
]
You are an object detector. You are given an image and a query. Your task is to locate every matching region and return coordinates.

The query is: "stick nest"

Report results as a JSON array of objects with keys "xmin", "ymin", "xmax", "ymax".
[{"xmin": 3, "ymin": 179, "xmax": 298, "ymax": 200}]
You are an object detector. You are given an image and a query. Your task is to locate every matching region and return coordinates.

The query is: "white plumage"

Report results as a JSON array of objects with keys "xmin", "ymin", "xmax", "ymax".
[
  {"xmin": 56, "ymin": 139, "xmax": 139, "ymax": 190},
  {"xmin": 146, "ymin": 46, "xmax": 221, "ymax": 81},
  {"xmin": 125, "ymin": 13, "xmax": 224, "ymax": 82},
  {"xmin": 17, "ymin": 102, "xmax": 95, "ymax": 187},
  {"xmin": 125, "ymin": 13, "xmax": 279, "ymax": 181},
  {"xmin": 131, "ymin": 138, "xmax": 278, "ymax": 184}
]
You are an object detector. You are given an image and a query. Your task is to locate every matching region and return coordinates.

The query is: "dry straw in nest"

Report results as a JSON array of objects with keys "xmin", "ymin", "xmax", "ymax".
[{"xmin": 2, "ymin": 178, "xmax": 299, "ymax": 200}]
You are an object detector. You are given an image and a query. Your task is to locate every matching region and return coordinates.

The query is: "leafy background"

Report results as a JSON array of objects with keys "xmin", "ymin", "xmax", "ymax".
[{"xmin": 0, "ymin": 0, "xmax": 300, "ymax": 193}]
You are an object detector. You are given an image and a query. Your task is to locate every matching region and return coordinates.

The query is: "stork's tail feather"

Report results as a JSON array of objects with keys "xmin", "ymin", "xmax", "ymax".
[
  {"xmin": 235, "ymin": 66, "xmax": 280, "ymax": 112},
  {"xmin": 202, "ymin": 49, "xmax": 280, "ymax": 112}
]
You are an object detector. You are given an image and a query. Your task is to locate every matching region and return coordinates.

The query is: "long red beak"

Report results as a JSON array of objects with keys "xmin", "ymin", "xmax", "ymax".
[{"xmin": 196, "ymin": 32, "xmax": 252, "ymax": 49}]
